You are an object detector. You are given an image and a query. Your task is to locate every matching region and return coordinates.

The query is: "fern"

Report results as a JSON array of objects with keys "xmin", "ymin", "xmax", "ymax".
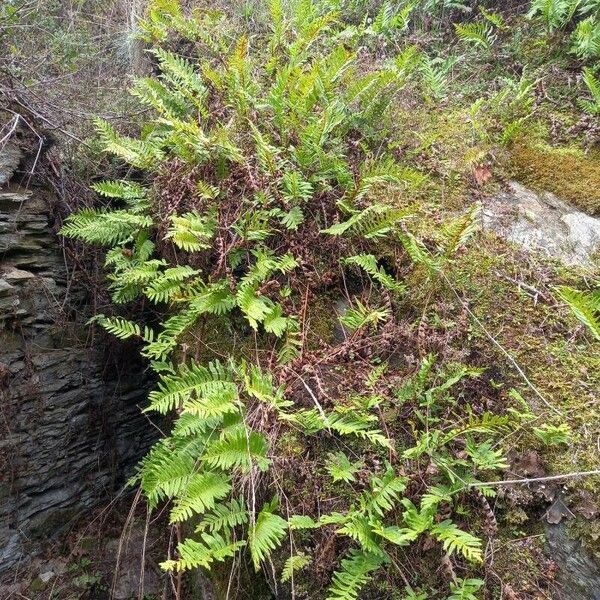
[
  {"xmin": 146, "ymin": 360, "xmax": 236, "ymax": 414},
  {"xmin": 60, "ymin": 209, "xmax": 153, "ymax": 246},
  {"xmin": 196, "ymin": 497, "xmax": 249, "ymax": 533},
  {"xmin": 202, "ymin": 429, "xmax": 271, "ymax": 472},
  {"xmin": 362, "ymin": 469, "xmax": 407, "ymax": 517},
  {"xmin": 249, "ymin": 501, "xmax": 288, "ymax": 570},
  {"xmin": 448, "ymin": 577, "xmax": 485, "ymax": 600},
  {"xmin": 169, "ymin": 471, "xmax": 232, "ymax": 523},
  {"xmin": 145, "ymin": 265, "xmax": 199, "ymax": 303},
  {"xmin": 162, "ymin": 533, "xmax": 245, "ymax": 571},
  {"xmin": 322, "ymin": 203, "xmax": 411, "ymax": 239},
  {"xmin": 556, "ymin": 284, "xmax": 600, "ymax": 339},
  {"xmin": 571, "ymin": 16, "xmax": 600, "ymax": 60},
  {"xmin": 454, "ymin": 22, "xmax": 494, "ymax": 50},
  {"xmin": 326, "ymin": 451, "xmax": 362, "ymax": 483},
  {"xmin": 166, "ymin": 211, "xmax": 216, "ymax": 252},
  {"xmin": 327, "ymin": 550, "xmax": 385, "ymax": 600},
  {"xmin": 344, "ymin": 254, "xmax": 405, "ymax": 292},
  {"xmin": 579, "ymin": 67, "xmax": 600, "ymax": 115},
  {"xmin": 430, "ymin": 520, "xmax": 483, "ymax": 563},
  {"xmin": 91, "ymin": 180, "xmax": 147, "ymax": 201},
  {"xmin": 442, "ymin": 203, "xmax": 481, "ymax": 257},
  {"xmin": 281, "ymin": 552, "xmax": 312, "ymax": 582}
]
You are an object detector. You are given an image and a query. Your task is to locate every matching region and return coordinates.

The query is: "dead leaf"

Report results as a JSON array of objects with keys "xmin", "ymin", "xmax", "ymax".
[{"xmin": 473, "ymin": 164, "xmax": 492, "ymax": 187}]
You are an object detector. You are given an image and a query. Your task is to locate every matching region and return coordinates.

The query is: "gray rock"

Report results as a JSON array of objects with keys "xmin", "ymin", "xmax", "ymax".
[
  {"xmin": 0, "ymin": 182, "xmax": 155, "ymax": 576},
  {"xmin": 483, "ymin": 181, "xmax": 600, "ymax": 268},
  {"xmin": 546, "ymin": 521, "xmax": 600, "ymax": 600},
  {"xmin": 0, "ymin": 139, "xmax": 23, "ymax": 185}
]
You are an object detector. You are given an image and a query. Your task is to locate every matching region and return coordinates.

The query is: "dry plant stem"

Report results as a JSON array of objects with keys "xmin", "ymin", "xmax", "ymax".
[
  {"xmin": 175, "ymin": 524, "xmax": 182, "ymax": 600},
  {"xmin": 470, "ymin": 469, "xmax": 600, "ymax": 488}
]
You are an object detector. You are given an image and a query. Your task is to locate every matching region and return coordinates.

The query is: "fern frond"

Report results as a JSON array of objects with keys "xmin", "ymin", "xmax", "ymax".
[
  {"xmin": 91, "ymin": 180, "xmax": 147, "ymax": 201},
  {"xmin": 556, "ymin": 285, "xmax": 600, "ymax": 339},
  {"xmin": 60, "ymin": 209, "xmax": 153, "ymax": 246},
  {"xmin": 323, "ymin": 203, "xmax": 410, "ymax": 239},
  {"xmin": 442, "ymin": 203, "xmax": 481, "ymax": 257},
  {"xmin": 146, "ymin": 360, "xmax": 236, "ymax": 414},
  {"xmin": 162, "ymin": 533, "xmax": 245, "ymax": 571},
  {"xmin": 145, "ymin": 265, "xmax": 199, "ymax": 303},
  {"xmin": 362, "ymin": 469, "xmax": 407, "ymax": 517},
  {"xmin": 170, "ymin": 471, "xmax": 232, "ymax": 523},
  {"xmin": 166, "ymin": 211, "xmax": 216, "ymax": 252},
  {"xmin": 344, "ymin": 254, "xmax": 404, "ymax": 293},
  {"xmin": 202, "ymin": 430, "xmax": 270, "ymax": 472},
  {"xmin": 431, "ymin": 520, "xmax": 483, "ymax": 563},
  {"xmin": 325, "ymin": 451, "xmax": 362, "ymax": 483},
  {"xmin": 281, "ymin": 552, "xmax": 312, "ymax": 583},
  {"xmin": 327, "ymin": 550, "xmax": 385, "ymax": 600},
  {"xmin": 196, "ymin": 497, "xmax": 248, "ymax": 533},
  {"xmin": 249, "ymin": 501, "xmax": 288, "ymax": 570}
]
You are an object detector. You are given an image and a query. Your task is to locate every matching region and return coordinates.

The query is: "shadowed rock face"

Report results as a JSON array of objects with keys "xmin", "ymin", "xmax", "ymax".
[
  {"xmin": 0, "ymin": 142, "xmax": 154, "ymax": 576},
  {"xmin": 483, "ymin": 181, "xmax": 600, "ymax": 268},
  {"xmin": 546, "ymin": 521, "xmax": 600, "ymax": 600}
]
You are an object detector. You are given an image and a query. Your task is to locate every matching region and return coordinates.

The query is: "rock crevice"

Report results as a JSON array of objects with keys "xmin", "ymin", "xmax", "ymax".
[{"xmin": 0, "ymin": 143, "xmax": 153, "ymax": 575}]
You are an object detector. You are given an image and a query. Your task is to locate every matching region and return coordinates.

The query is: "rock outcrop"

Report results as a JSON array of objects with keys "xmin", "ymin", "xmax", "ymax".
[
  {"xmin": 0, "ymin": 141, "xmax": 154, "ymax": 575},
  {"xmin": 483, "ymin": 181, "xmax": 600, "ymax": 268}
]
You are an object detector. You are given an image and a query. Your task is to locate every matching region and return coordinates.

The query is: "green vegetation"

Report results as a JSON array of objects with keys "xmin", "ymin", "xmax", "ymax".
[{"xmin": 3, "ymin": 0, "xmax": 594, "ymax": 597}]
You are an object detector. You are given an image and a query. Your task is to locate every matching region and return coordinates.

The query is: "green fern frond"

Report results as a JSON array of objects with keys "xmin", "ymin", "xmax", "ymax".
[
  {"xmin": 362, "ymin": 469, "xmax": 407, "ymax": 517},
  {"xmin": 146, "ymin": 360, "xmax": 235, "ymax": 414},
  {"xmin": 327, "ymin": 550, "xmax": 385, "ymax": 600},
  {"xmin": 442, "ymin": 203, "xmax": 481, "ymax": 257},
  {"xmin": 323, "ymin": 203, "xmax": 411, "ymax": 239},
  {"xmin": 162, "ymin": 533, "xmax": 245, "ymax": 571},
  {"xmin": 169, "ymin": 472, "xmax": 232, "ymax": 523},
  {"xmin": 431, "ymin": 520, "xmax": 483, "ymax": 563},
  {"xmin": 344, "ymin": 254, "xmax": 404, "ymax": 293},
  {"xmin": 94, "ymin": 118, "xmax": 164, "ymax": 168},
  {"xmin": 448, "ymin": 577, "xmax": 485, "ymax": 600},
  {"xmin": 91, "ymin": 180, "xmax": 147, "ymax": 201},
  {"xmin": 454, "ymin": 22, "xmax": 494, "ymax": 50},
  {"xmin": 281, "ymin": 552, "xmax": 312, "ymax": 583},
  {"xmin": 145, "ymin": 265, "xmax": 199, "ymax": 303},
  {"xmin": 140, "ymin": 437, "xmax": 205, "ymax": 506},
  {"xmin": 556, "ymin": 285, "xmax": 600, "ymax": 339},
  {"xmin": 202, "ymin": 430, "xmax": 270, "ymax": 472},
  {"xmin": 196, "ymin": 497, "xmax": 248, "ymax": 533},
  {"xmin": 166, "ymin": 211, "xmax": 216, "ymax": 252},
  {"xmin": 60, "ymin": 209, "xmax": 153, "ymax": 246},
  {"xmin": 325, "ymin": 452, "xmax": 362, "ymax": 483},
  {"xmin": 249, "ymin": 501, "xmax": 288, "ymax": 570}
]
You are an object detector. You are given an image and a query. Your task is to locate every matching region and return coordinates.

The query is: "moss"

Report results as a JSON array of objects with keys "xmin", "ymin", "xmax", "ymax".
[
  {"xmin": 509, "ymin": 140, "xmax": 600, "ymax": 215},
  {"xmin": 446, "ymin": 234, "xmax": 600, "ymax": 495}
]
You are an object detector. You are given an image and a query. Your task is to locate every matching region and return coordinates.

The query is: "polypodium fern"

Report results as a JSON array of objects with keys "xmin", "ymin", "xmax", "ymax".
[
  {"xmin": 162, "ymin": 532, "xmax": 246, "ymax": 571},
  {"xmin": 60, "ymin": 209, "xmax": 153, "ymax": 246},
  {"xmin": 343, "ymin": 254, "xmax": 405, "ymax": 292},
  {"xmin": 202, "ymin": 429, "xmax": 271, "ymax": 472},
  {"xmin": 146, "ymin": 360, "xmax": 236, "ymax": 414},
  {"xmin": 556, "ymin": 284, "xmax": 600, "ymax": 339},
  {"xmin": 281, "ymin": 552, "xmax": 312, "ymax": 582},
  {"xmin": 248, "ymin": 501, "xmax": 288, "ymax": 570},
  {"xmin": 579, "ymin": 67, "xmax": 600, "ymax": 115},
  {"xmin": 430, "ymin": 519, "xmax": 483, "ymax": 563},
  {"xmin": 196, "ymin": 497, "xmax": 249, "ymax": 533},
  {"xmin": 322, "ymin": 203, "xmax": 411, "ymax": 239},
  {"xmin": 169, "ymin": 471, "xmax": 232, "ymax": 523},
  {"xmin": 327, "ymin": 550, "xmax": 385, "ymax": 600},
  {"xmin": 166, "ymin": 211, "xmax": 216, "ymax": 252}
]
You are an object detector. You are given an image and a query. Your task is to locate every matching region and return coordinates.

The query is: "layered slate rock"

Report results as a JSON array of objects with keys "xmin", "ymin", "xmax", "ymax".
[
  {"xmin": 0, "ymin": 147, "xmax": 154, "ymax": 575},
  {"xmin": 483, "ymin": 181, "xmax": 600, "ymax": 268}
]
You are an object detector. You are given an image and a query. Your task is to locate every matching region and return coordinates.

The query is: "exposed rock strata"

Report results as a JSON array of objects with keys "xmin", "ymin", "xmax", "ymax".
[{"xmin": 0, "ymin": 143, "xmax": 153, "ymax": 575}]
